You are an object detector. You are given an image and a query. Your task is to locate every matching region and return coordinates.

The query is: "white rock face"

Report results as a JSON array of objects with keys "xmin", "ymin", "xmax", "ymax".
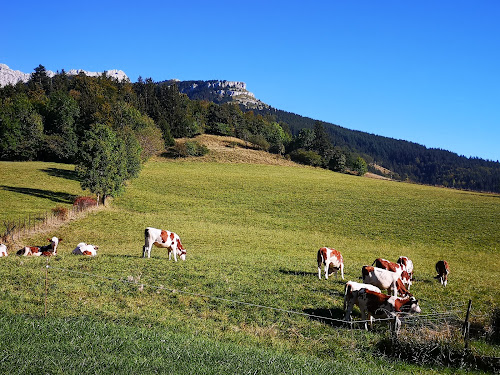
[{"xmin": 0, "ymin": 63, "xmax": 129, "ymax": 87}]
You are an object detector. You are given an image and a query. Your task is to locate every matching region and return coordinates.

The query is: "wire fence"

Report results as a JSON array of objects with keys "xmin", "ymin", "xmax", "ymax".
[{"xmin": 1, "ymin": 203, "xmax": 96, "ymax": 243}]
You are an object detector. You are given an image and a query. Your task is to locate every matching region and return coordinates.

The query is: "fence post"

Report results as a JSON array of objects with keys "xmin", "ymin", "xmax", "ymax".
[
  {"xmin": 463, "ymin": 299, "xmax": 472, "ymax": 349},
  {"xmin": 45, "ymin": 259, "xmax": 49, "ymax": 317}
]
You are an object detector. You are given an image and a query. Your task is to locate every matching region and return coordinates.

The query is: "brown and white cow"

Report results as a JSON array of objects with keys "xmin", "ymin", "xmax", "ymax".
[
  {"xmin": 17, "ymin": 246, "xmax": 42, "ymax": 256},
  {"xmin": 435, "ymin": 260, "xmax": 450, "ymax": 286},
  {"xmin": 72, "ymin": 242, "xmax": 98, "ymax": 256},
  {"xmin": 343, "ymin": 281, "xmax": 381, "ymax": 321},
  {"xmin": 357, "ymin": 288, "xmax": 421, "ymax": 331},
  {"xmin": 0, "ymin": 243, "xmax": 7, "ymax": 257},
  {"xmin": 39, "ymin": 237, "xmax": 61, "ymax": 256},
  {"xmin": 143, "ymin": 227, "xmax": 186, "ymax": 260},
  {"xmin": 361, "ymin": 265, "xmax": 411, "ymax": 297},
  {"xmin": 397, "ymin": 256, "xmax": 414, "ymax": 279},
  {"xmin": 317, "ymin": 247, "xmax": 344, "ymax": 280},
  {"xmin": 372, "ymin": 257, "xmax": 413, "ymax": 290},
  {"xmin": 16, "ymin": 237, "xmax": 61, "ymax": 257}
]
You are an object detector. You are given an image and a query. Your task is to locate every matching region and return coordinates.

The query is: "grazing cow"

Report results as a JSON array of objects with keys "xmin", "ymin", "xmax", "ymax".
[
  {"xmin": 397, "ymin": 256, "xmax": 414, "ymax": 279},
  {"xmin": 142, "ymin": 227, "xmax": 186, "ymax": 260},
  {"xmin": 357, "ymin": 288, "xmax": 421, "ymax": 331},
  {"xmin": 372, "ymin": 258, "xmax": 403, "ymax": 275},
  {"xmin": 72, "ymin": 242, "xmax": 98, "ymax": 256},
  {"xmin": 343, "ymin": 281, "xmax": 381, "ymax": 321},
  {"xmin": 17, "ymin": 246, "xmax": 42, "ymax": 256},
  {"xmin": 435, "ymin": 260, "xmax": 450, "ymax": 286},
  {"xmin": 317, "ymin": 247, "xmax": 344, "ymax": 280},
  {"xmin": 361, "ymin": 266, "xmax": 411, "ymax": 297},
  {"xmin": 0, "ymin": 244, "xmax": 7, "ymax": 257}
]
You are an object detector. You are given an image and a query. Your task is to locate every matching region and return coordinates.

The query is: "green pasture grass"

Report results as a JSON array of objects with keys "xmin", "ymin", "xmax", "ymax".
[
  {"xmin": 0, "ymin": 159, "xmax": 499, "ymax": 374},
  {"xmin": 0, "ymin": 161, "xmax": 83, "ymax": 222}
]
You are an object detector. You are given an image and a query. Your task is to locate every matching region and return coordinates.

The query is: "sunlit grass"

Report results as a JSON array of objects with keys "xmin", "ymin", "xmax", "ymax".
[{"xmin": 1, "ymin": 158, "xmax": 498, "ymax": 374}]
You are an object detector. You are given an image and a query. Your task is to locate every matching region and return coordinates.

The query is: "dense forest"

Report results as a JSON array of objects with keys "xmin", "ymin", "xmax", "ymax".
[
  {"xmin": 1, "ymin": 65, "xmax": 499, "ymax": 193},
  {"xmin": 250, "ymin": 107, "xmax": 500, "ymax": 192}
]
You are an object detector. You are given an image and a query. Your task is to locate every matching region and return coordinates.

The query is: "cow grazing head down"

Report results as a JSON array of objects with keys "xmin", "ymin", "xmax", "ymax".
[
  {"xmin": 435, "ymin": 260, "xmax": 450, "ymax": 286},
  {"xmin": 317, "ymin": 247, "xmax": 344, "ymax": 280},
  {"xmin": 142, "ymin": 227, "xmax": 186, "ymax": 261},
  {"xmin": 357, "ymin": 288, "xmax": 421, "ymax": 331}
]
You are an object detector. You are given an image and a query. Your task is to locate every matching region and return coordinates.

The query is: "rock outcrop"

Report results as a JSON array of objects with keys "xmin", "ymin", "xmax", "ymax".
[{"xmin": 0, "ymin": 63, "xmax": 128, "ymax": 87}]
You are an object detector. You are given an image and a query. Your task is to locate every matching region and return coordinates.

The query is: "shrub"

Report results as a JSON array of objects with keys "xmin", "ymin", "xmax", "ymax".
[
  {"xmin": 248, "ymin": 134, "xmax": 270, "ymax": 151},
  {"xmin": 172, "ymin": 141, "xmax": 209, "ymax": 157},
  {"xmin": 52, "ymin": 206, "xmax": 68, "ymax": 220},
  {"xmin": 289, "ymin": 149, "xmax": 323, "ymax": 167},
  {"xmin": 73, "ymin": 196, "xmax": 97, "ymax": 210}
]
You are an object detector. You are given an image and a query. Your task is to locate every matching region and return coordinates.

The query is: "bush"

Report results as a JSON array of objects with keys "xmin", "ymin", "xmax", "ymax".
[
  {"xmin": 73, "ymin": 196, "xmax": 97, "ymax": 210},
  {"xmin": 52, "ymin": 206, "xmax": 68, "ymax": 220},
  {"xmin": 172, "ymin": 141, "xmax": 209, "ymax": 157},
  {"xmin": 289, "ymin": 149, "xmax": 323, "ymax": 167},
  {"xmin": 248, "ymin": 134, "xmax": 270, "ymax": 151}
]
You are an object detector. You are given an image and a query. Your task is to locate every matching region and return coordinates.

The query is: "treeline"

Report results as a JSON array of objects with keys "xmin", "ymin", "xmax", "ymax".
[
  {"xmin": 1, "ymin": 65, "xmax": 499, "ymax": 194},
  {"xmin": 252, "ymin": 107, "xmax": 500, "ymax": 192}
]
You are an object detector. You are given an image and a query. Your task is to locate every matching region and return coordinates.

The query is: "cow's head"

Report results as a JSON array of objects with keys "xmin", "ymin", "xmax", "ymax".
[{"xmin": 179, "ymin": 249, "xmax": 186, "ymax": 261}]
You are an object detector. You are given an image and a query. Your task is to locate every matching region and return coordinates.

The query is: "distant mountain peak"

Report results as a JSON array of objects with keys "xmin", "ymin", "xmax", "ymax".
[{"xmin": 0, "ymin": 63, "xmax": 129, "ymax": 87}]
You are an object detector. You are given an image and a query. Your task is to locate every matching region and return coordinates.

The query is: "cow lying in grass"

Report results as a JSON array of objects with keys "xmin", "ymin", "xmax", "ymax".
[
  {"xmin": 17, "ymin": 237, "xmax": 61, "ymax": 256},
  {"xmin": 142, "ymin": 227, "xmax": 186, "ymax": 260},
  {"xmin": 317, "ymin": 247, "xmax": 344, "ymax": 280},
  {"xmin": 72, "ymin": 242, "xmax": 98, "ymax": 256},
  {"xmin": 0, "ymin": 243, "xmax": 8, "ymax": 257}
]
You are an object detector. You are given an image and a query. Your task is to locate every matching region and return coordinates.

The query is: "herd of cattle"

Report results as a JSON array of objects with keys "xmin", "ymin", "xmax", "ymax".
[
  {"xmin": 0, "ymin": 227, "xmax": 451, "ymax": 331},
  {"xmin": 317, "ymin": 246, "xmax": 451, "ymax": 330}
]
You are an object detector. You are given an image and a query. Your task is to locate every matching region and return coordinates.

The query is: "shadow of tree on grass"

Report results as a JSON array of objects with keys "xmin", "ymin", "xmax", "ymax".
[
  {"xmin": 41, "ymin": 167, "xmax": 80, "ymax": 182},
  {"xmin": 0, "ymin": 185, "xmax": 77, "ymax": 204}
]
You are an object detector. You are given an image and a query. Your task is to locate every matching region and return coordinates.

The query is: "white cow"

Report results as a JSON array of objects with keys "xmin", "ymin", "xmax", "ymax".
[
  {"xmin": 0, "ymin": 243, "xmax": 8, "ymax": 257},
  {"xmin": 343, "ymin": 281, "xmax": 381, "ymax": 321},
  {"xmin": 142, "ymin": 227, "xmax": 186, "ymax": 260},
  {"xmin": 397, "ymin": 256, "xmax": 414, "ymax": 279},
  {"xmin": 72, "ymin": 242, "xmax": 98, "ymax": 256},
  {"xmin": 361, "ymin": 266, "xmax": 411, "ymax": 297},
  {"xmin": 317, "ymin": 247, "xmax": 344, "ymax": 280},
  {"xmin": 357, "ymin": 288, "xmax": 421, "ymax": 331}
]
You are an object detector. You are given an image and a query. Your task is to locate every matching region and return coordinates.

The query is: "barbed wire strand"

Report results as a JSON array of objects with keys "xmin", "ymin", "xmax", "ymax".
[{"xmin": 46, "ymin": 264, "xmax": 413, "ymax": 326}]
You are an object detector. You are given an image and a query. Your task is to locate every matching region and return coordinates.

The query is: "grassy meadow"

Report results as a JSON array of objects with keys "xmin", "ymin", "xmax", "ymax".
[{"xmin": 0, "ymin": 156, "xmax": 499, "ymax": 374}]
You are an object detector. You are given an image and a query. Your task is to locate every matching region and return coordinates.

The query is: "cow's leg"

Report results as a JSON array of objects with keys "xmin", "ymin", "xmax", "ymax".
[
  {"xmin": 172, "ymin": 246, "xmax": 178, "ymax": 262},
  {"xmin": 324, "ymin": 263, "xmax": 329, "ymax": 280},
  {"xmin": 340, "ymin": 264, "xmax": 345, "ymax": 280},
  {"xmin": 318, "ymin": 264, "xmax": 322, "ymax": 279}
]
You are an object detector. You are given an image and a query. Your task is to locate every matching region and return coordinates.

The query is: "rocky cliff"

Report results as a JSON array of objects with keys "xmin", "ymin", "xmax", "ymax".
[
  {"xmin": 0, "ymin": 63, "xmax": 128, "ymax": 86},
  {"xmin": 165, "ymin": 79, "xmax": 268, "ymax": 109}
]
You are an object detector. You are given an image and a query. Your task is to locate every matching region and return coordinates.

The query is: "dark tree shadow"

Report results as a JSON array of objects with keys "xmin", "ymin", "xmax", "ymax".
[
  {"xmin": 303, "ymin": 307, "xmax": 346, "ymax": 327},
  {"xmin": 41, "ymin": 167, "xmax": 80, "ymax": 182},
  {"xmin": 0, "ymin": 185, "xmax": 77, "ymax": 204}
]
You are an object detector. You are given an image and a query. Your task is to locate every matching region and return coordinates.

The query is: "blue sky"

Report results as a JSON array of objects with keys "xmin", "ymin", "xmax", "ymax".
[{"xmin": 2, "ymin": 1, "xmax": 499, "ymax": 161}]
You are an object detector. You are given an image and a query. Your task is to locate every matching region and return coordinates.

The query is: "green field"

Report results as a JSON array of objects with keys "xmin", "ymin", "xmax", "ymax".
[{"xmin": 0, "ymin": 158, "xmax": 499, "ymax": 374}]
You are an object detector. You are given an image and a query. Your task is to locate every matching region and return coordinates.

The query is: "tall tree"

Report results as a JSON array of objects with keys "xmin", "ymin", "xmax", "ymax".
[{"xmin": 76, "ymin": 123, "xmax": 129, "ymax": 205}]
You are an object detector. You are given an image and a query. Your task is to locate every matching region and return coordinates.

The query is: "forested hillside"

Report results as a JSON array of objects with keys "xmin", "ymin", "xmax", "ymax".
[
  {"xmin": 251, "ymin": 107, "xmax": 500, "ymax": 192},
  {"xmin": 1, "ymin": 65, "xmax": 499, "ymax": 193}
]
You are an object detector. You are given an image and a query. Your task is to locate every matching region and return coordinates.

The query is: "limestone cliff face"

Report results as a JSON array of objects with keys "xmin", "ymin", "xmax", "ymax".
[
  {"xmin": 0, "ymin": 63, "xmax": 128, "ymax": 86},
  {"xmin": 168, "ymin": 79, "xmax": 268, "ymax": 109}
]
